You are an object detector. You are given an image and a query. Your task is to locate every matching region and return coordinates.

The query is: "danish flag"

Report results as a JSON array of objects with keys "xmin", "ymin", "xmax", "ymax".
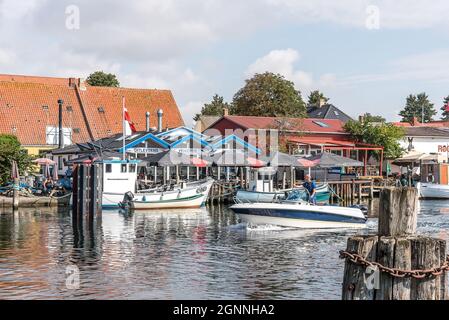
[
  {"xmin": 123, "ymin": 106, "xmax": 137, "ymax": 136},
  {"xmin": 445, "ymin": 101, "xmax": 449, "ymax": 112}
]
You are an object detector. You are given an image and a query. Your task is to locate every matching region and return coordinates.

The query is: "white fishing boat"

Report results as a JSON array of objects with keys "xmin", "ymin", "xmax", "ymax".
[
  {"xmin": 120, "ymin": 179, "xmax": 214, "ymax": 210},
  {"xmin": 229, "ymin": 201, "xmax": 367, "ymax": 229},
  {"xmin": 416, "ymin": 182, "xmax": 449, "ymax": 199},
  {"xmin": 101, "ymin": 159, "xmax": 213, "ymax": 209}
]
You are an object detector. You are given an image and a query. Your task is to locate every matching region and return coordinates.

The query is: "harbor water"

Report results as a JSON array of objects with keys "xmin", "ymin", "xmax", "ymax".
[{"xmin": 0, "ymin": 201, "xmax": 449, "ymax": 300}]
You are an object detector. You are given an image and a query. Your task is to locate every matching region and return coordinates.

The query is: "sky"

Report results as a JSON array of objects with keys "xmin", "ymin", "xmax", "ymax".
[{"xmin": 2, "ymin": 0, "xmax": 449, "ymax": 126}]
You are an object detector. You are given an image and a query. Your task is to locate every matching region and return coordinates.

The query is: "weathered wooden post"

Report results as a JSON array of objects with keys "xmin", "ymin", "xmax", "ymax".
[
  {"xmin": 341, "ymin": 187, "xmax": 448, "ymax": 300},
  {"xmin": 12, "ymin": 177, "xmax": 19, "ymax": 210}
]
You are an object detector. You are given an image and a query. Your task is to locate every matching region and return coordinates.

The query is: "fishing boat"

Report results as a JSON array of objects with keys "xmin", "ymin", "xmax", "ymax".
[
  {"xmin": 101, "ymin": 159, "xmax": 214, "ymax": 208},
  {"xmin": 416, "ymin": 182, "xmax": 449, "ymax": 199},
  {"xmin": 229, "ymin": 201, "xmax": 367, "ymax": 229},
  {"xmin": 119, "ymin": 179, "xmax": 214, "ymax": 210}
]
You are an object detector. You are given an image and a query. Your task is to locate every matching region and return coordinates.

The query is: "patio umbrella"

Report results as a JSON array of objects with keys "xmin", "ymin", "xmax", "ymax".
[
  {"xmin": 191, "ymin": 157, "xmax": 209, "ymax": 168},
  {"xmin": 33, "ymin": 158, "xmax": 56, "ymax": 166},
  {"xmin": 141, "ymin": 150, "xmax": 211, "ymax": 167},
  {"xmin": 262, "ymin": 151, "xmax": 301, "ymax": 167},
  {"xmin": 297, "ymin": 158, "xmax": 317, "ymax": 168},
  {"xmin": 306, "ymin": 152, "xmax": 364, "ymax": 168},
  {"xmin": 44, "ymin": 164, "xmax": 52, "ymax": 179},
  {"xmin": 209, "ymin": 149, "xmax": 266, "ymax": 167}
]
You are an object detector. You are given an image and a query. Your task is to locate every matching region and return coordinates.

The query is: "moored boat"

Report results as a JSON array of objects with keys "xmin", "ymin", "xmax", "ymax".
[
  {"xmin": 120, "ymin": 179, "xmax": 213, "ymax": 210},
  {"xmin": 416, "ymin": 182, "xmax": 449, "ymax": 199},
  {"xmin": 229, "ymin": 202, "xmax": 367, "ymax": 229}
]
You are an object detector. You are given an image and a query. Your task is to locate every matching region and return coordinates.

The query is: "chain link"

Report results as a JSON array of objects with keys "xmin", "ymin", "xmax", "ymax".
[{"xmin": 340, "ymin": 250, "xmax": 449, "ymax": 279}]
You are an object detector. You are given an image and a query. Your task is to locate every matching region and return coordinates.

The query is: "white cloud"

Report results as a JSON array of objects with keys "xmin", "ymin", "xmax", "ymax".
[{"xmin": 245, "ymin": 48, "xmax": 335, "ymax": 93}]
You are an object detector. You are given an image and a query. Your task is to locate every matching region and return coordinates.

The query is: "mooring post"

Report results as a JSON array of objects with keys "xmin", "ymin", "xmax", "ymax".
[
  {"xmin": 12, "ymin": 177, "xmax": 19, "ymax": 210},
  {"xmin": 341, "ymin": 187, "xmax": 448, "ymax": 300}
]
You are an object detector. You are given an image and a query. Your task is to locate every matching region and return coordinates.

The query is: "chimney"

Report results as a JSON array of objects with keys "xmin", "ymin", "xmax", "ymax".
[
  {"xmin": 223, "ymin": 108, "xmax": 229, "ymax": 116},
  {"xmin": 78, "ymin": 78, "xmax": 87, "ymax": 91},
  {"xmin": 412, "ymin": 117, "xmax": 419, "ymax": 127},
  {"xmin": 157, "ymin": 109, "xmax": 163, "ymax": 132},
  {"xmin": 57, "ymin": 99, "xmax": 64, "ymax": 148},
  {"xmin": 68, "ymin": 78, "xmax": 76, "ymax": 87},
  {"xmin": 319, "ymin": 98, "xmax": 327, "ymax": 108},
  {"xmin": 145, "ymin": 111, "xmax": 151, "ymax": 132},
  {"xmin": 358, "ymin": 115, "xmax": 365, "ymax": 124}
]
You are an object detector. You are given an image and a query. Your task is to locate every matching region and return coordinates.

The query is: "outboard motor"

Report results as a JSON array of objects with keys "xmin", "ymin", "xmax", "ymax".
[{"xmin": 119, "ymin": 191, "xmax": 135, "ymax": 209}]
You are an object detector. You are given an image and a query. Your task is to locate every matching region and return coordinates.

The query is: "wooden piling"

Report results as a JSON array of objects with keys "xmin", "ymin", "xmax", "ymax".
[{"xmin": 341, "ymin": 187, "xmax": 448, "ymax": 300}]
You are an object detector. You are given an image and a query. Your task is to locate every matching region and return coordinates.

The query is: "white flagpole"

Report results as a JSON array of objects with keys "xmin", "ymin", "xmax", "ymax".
[{"xmin": 122, "ymin": 96, "xmax": 126, "ymax": 161}]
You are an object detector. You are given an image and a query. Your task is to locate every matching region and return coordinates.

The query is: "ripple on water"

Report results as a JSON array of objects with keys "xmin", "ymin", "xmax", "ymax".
[{"xmin": 0, "ymin": 200, "xmax": 448, "ymax": 299}]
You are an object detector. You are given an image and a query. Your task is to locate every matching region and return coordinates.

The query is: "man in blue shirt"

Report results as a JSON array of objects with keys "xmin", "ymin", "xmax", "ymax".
[{"xmin": 303, "ymin": 174, "xmax": 317, "ymax": 205}]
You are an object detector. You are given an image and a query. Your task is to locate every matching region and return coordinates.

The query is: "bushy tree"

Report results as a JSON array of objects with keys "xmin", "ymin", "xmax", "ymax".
[
  {"xmin": 86, "ymin": 71, "xmax": 120, "ymax": 87},
  {"xmin": 440, "ymin": 96, "xmax": 449, "ymax": 121},
  {"xmin": 0, "ymin": 134, "xmax": 34, "ymax": 184},
  {"xmin": 307, "ymin": 90, "xmax": 329, "ymax": 107},
  {"xmin": 231, "ymin": 72, "xmax": 306, "ymax": 117},
  {"xmin": 194, "ymin": 94, "xmax": 230, "ymax": 121},
  {"xmin": 399, "ymin": 93, "xmax": 436, "ymax": 124},
  {"xmin": 344, "ymin": 120, "xmax": 405, "ymax": 159}
]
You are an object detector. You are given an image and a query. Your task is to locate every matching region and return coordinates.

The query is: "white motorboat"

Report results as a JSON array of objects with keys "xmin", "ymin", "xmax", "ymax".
[
  {"xmin": 229, "ymin": 201, "xmax": 367, "ymax": 229},
  {"xmin": 416, "ymin": 182, "xmax": 449, "ymax": 199},
  {"xmin": 120, "ymin": 179, "xmax": 214, "ymax": 210}
]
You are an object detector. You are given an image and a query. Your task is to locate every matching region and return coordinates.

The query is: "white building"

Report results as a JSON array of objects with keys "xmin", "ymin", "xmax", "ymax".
[{"xmin": 399, "ymin": 127, "xmax": 449, "ymax": 163}]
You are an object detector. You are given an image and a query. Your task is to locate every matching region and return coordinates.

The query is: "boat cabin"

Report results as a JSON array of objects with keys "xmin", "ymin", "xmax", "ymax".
[
  {"xmin": 249, "ymin": 167, "xmax": 277, "ymax": 192},
  {"xmin": 102, "ymin": 159, "xmax": 140, "ymax": 195}
]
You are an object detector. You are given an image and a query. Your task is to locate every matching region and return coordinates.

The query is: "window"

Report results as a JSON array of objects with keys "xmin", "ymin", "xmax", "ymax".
[
  {"xmin": 66, "ymin": 106, "xmax": 73, "ymax": 112},
  {"xmin": 334, "ymin": 110, "xmax": 340, "ymax": 116},
  {"xmin": 73, "ymin": 128, "xmax": 80, "ymax": 134},
  {"xmin": 58, "ymin": 156, "xmax": 63, "ymax": 170},
  {"xmin": 129, "ymin": 164, "xmax": 136, "ymax": 173},
  {"xmin": 106, "ymin": 164, "xmax": 112, "ymax": 173},
  {"xmin": 313, "ymin": 121, "xmax": 329, "ymax": 128},
  {"xmin": 121, "ymin": 164, "xmax": 127, "ymax": 173},
  {"xmin": 98, "ymin": 106, "xmax": 105, "ymax": 113}
]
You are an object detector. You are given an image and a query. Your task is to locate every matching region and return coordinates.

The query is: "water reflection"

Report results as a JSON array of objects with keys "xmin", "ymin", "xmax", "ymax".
[{"xmin": 0, "ymin": 200, "xmax": 448, "ymax": 300}]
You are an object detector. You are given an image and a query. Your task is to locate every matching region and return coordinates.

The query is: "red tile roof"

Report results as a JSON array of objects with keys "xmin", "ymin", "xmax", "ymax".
[
  {"xmin": 221, "ymin": 115, "xmax": 346, "ymax": 133},
  {"xmin": 0, "ymin": 74, "xmax": 184, "ymax": 146}
]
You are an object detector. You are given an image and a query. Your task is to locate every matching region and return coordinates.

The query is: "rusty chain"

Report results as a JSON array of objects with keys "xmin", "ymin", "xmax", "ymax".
[{"xmin": 339, "ymin": 250, "xmax": 449, "ymax": 279}]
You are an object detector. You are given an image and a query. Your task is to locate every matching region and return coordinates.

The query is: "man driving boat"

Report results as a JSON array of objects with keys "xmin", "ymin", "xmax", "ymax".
[{"xmin": 303, "ymin": 174, "xmax": 317, "ymax": 205}]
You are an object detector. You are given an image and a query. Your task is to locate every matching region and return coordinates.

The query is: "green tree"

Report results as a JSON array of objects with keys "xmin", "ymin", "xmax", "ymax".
[
  {"xmin": 0, "ymin": 134, "xmax": 34, "ymax": 184},
  {"xmin": 86, "ymin": 71, "xmax": 120, "ymax": 87},
  {"xmin": 344, "ymin": 120, "xmax": 405, "ymax": 159},
  {"xmin": 307, "ymin": 90, "xmax": 329, "ymax": 107},
  {"xmin": 194, "ymin": 94, "xmax": 230, "ymax": 121},
  {"xmin": 440, "ymin": 96, "xmax": 449, "ymax": 121},
  {"xmin": 399, "ymin": 93, "xmax": 436, "ymax": 124},
  {"xmin": 361, "ymin": 113, "xmax": 386, "ymax": 123},
  {"xmin": 231, "ymin": 72, "xmax": 306, "ymax": 117}
]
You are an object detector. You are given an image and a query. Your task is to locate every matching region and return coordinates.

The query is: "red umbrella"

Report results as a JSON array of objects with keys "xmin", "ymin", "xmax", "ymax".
[
  {"xmin": 297, "ymin": 158, "xmax": 317, "ymax": 168},
  {"xmin": 191, "ymin": 157, "xmax": 208, "ymax": 168},
  {"xmin": 247, "ymin": 157, "xmax": 266, "ymax": 168},
  {"xmin": 34, "ymin": 158, "xmax": 56, "ymax": 166},
  {"xmin": 44, "ymin": 165, "xmax": 52, "ymax": 179}
]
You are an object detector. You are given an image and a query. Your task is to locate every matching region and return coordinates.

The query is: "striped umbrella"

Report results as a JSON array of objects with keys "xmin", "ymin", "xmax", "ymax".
[{"xmin": 33, "ymin": 158, "xmax": 56, "ymax": 166}]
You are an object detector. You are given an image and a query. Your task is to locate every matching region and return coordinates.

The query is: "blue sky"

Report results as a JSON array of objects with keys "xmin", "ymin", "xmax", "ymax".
[{"xmin": 1, "ymin": 0, "xmax": 449, "ymax": 125}]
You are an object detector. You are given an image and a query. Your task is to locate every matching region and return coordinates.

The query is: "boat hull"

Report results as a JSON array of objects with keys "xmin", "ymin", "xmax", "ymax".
[
  {"xmin": 130, "ymin": 194, "xmax": 206, "ymax": 210},
  {"xmin": 417, "ymin": 183, "xmax": 449, "ymax": 199},
  {"xmin": 230, "ymin": 203, "xmax": 366, "ymax": 229},
  {"xmin": 103, "ymin": 180, "xmax": 213, "ymax": 209}
]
